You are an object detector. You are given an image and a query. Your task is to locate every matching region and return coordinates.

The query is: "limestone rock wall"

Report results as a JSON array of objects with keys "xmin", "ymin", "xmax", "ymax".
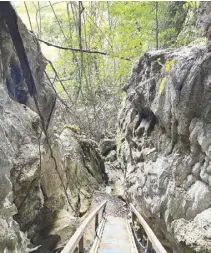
[
  {"xmin": 0, "ymin": 85, "xmax": 37, "ymax": 252},
  {"xmin": 0, "ymin": 11, "xmax": 47, "ymax": 252},
  {"xmin": 0, "ymin": 12, "xmax": 55, "ymax": 120},
  {"xmin": 0, "ymin": 83, "xmax": 105, "ymax": 252},
  {"xmin": 118, "ymin": 45, "xmax": 211, "ymax": 252},
  {"xmin": 11, "ymin": 126, "xmax": 106, "ymax": 251},
  {"xmin": 0, "ymin": 11, "xmax": 106, "ymax": 253}
]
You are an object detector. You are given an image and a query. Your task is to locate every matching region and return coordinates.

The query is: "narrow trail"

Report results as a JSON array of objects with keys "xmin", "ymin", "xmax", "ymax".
[
  {"xmin": 97, "ymin": 216, "xmax": 137, "ymax": 253},
  {"xmin": 60, "ymin": 189, "xmax": 168, "ymax": 253},
  {"xmin": 89, "ymin": 191, "xmax": 128, "ymax": 218},
  {"xmin": 80, "ymin": 191, "xmax": 137, "ymax": 253}
]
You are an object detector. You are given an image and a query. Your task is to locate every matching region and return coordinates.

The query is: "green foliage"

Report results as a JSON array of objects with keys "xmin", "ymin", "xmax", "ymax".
[
  {"xmin": 183, "ymin": 1, "xmax": 199, "ymax": 10},
  {"xmin": 64, "ymin": 124, "xmax": 81, "ymax": 134},
  {"xmin": 165, "ymin": 59, "xmax": 176, "ymax": 73},
  {"xmin": 14, "ymin": 1, "xmax": 202, "ymax": 139},
  {"xmin": 175, "ymin": 2, "xmax": 199, "ymax": 46},
  {"xmin": 156, "ymin": 58, "xmax": 163, "ymax": 67},
  {"xmin": 158, "ymin": 2, "xmax": 188, "ymax": 48}
]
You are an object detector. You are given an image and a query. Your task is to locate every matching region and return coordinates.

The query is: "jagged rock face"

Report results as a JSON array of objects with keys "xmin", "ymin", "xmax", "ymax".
[
  {"xmin": 0, "ymin": 83, "xmax": 106, "ymax": 253},
  {"xmin": 0, "ymin": 85, "xmax": 37, "ymax": 252},
  {"xmin": 11, "ymin": 127, "xmax": 106, "ymax": 250},
  {"xmin": 118, "ymin": 45, "xmax": 211, "ymax": 252},
  {"xmin": 0, "ymin": 13, "xmax": 55, "ymax": 120},
  {"xmin": 0, "ymin": 12, "xmax": 106, "ymax": 253},
  {"xmin": 0, "ymin": 12, "xmax": 51, "ymax": 252},
  {"xmin": 0, "ymin": 14, "xmax": 48, "ymax": 252},
  {"xmin": 197, "ymin": 2, "xmax": 211, "ymax": 39}
]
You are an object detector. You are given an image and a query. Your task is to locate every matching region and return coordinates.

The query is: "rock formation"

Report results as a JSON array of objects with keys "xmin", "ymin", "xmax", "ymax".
[
  {"xmin": 0, "ymin": 12, "xmax": 55, "ymax": 121},
  {"xmin": 0, "ymin": 86, "xmax": 31, "ymax": 252},
  {"xmin": 0, "ymin": 9, "xmax": 106, "ymax": 253},
  {"xmin": 118, "ymin": 43, "xmax": 211, "ymax": 252},
  {"xmin": 1, "ymin": 2, "xmax": 211, "ymax": 253}
]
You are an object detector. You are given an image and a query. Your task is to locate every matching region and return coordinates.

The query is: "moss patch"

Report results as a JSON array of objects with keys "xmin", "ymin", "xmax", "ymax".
[
  {"xmin": 159, "ymin": 77, "xmax": 167, "ymax": 95},
  {"xmin": 165, "ymin": 58, "xmax": 176, "ymax": 73},
  {"xmin": 63, "ymin": 124, "xmax": 81, "ymax": 134}
]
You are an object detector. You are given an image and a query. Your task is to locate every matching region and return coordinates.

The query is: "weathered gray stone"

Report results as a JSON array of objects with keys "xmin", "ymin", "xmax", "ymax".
[
  {"xmin": 0, "ymin": 86, "xmax": 33, "ymax": 252},
  {"xmin": 99, "ymin": 139, "xmax": 116, "ymax": 156},
  {"xmin": 0, "ymin": 12, "xmax": 55, "ymax": 121},
  {"xmin": 0, "ymin": 11, "xmax": 106, "ymax": 253},
  {"xmin": 10, "ymin": 126, "xmax": 106, "ymax": 250},
  {"xmin": 172, "ymin": 208, "xmax": 211, "ymax": 251},
  {"xmin": 106, "ymin": 150, "xmax": 117, "ymax": 162},
  {"xmin": 118, "ymin": 45, "xmax": 211, "ymax": 252}
]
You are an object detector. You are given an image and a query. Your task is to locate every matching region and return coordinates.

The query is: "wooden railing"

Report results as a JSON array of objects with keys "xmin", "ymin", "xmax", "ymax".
[
  {"xmin": 130, "ymin": 204, "xmax": 167, "ymax": 253},
  {"xmin": 61, "ymin": 200, "xmax": 107, "ymax": 253}
]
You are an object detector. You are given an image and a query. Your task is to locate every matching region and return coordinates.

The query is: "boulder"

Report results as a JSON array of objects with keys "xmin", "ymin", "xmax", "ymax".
[{"xmin": 11, "ymin": 126, "xmax": 106, "ymax": 250}]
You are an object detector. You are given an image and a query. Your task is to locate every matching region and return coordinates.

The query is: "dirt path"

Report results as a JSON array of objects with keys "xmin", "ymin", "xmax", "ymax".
[{"xmin": 89, "ymin": 190, "xmax": 128, "ymax": 218}]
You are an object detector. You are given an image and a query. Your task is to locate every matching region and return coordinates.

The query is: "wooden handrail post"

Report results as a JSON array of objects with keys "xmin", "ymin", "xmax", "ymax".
[
  {"xmin": 131, "ymin": 210, "xmax": 135, "ymax": 226},
  {"xmin": 130, "ymin": 204, "xmax": 167, "ymax": 253},
  {"xmin": 79, "ymin": 236, "xmax": 84, "ymax": 253},
  {"xmin": 95, "ymin": 213, "xmax": 99, "ymax": 231},
  {"xmin": 61, "ymin": 200, "xmax": 107, "ymax": 253}
]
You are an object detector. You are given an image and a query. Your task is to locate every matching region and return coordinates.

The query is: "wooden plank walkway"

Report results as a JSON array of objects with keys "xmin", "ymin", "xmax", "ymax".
[
  {"xmin": 97, "ymin": 216, "xmax": 136, "ymax": 253},
  {"xmin": 60, "ymin": 200, "xmax": 167, "ymax": 253}
]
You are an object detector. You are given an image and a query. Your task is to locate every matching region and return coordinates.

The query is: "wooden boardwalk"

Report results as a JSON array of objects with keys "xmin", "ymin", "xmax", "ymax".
[
  {"xmin": 60, "ymin": 201, "xmax": 167, "ymax": 253},
  {"xmin": 97, "ymin": 216, "xmax": 136, "ymax": 253}
]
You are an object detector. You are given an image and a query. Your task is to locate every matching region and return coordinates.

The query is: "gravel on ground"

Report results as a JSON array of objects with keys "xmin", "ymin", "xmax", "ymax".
[{"xmin": 89, "ymin": 190, "xmax": 128, "ymax": 218}]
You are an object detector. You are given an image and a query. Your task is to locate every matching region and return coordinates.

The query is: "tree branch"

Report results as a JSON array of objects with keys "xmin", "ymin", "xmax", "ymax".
[
  {"xmin": 24, "ymin": 2, "xmax": 33, "ymax": 31},
  {"xmin": 39, "ymin": 38, "xmax": 107, "ymax": 55},
  {"xmin": 38, "ymin": 38, "xmax": 131, "ymax": 60}
]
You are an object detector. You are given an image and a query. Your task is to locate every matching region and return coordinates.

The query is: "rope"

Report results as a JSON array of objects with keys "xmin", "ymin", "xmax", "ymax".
[{"xmin": 83, "ymin": 208, "xmax": 107, "ymax": 253}]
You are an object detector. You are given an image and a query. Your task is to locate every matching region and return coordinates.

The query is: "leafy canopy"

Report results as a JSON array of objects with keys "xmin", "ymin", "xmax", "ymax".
[{"xmin": 15, "ymin": 1, "xmax": 199, "ymax": 140}]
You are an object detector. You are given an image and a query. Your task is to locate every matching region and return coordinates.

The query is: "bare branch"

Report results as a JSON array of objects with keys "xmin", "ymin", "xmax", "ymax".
[
  {"xmin": 38, "ymin": 38, "xmax": 131, "ymax": 60},
  {"xmin": 49, "ymin": 77, "xmax": 73, "ymax": 82},
  {"xmin": 39, "ymin": 38, "xmax": 107, "ymax": 55},
  {"xmin": 24, "ymin": 2, "xmax": 33, "ymax": 31},
  {"xmin": 46, "ymin": 59, "xmax": 74, "ymax": 105},
  {"xmin": 49, "ymin": 1, "xmax": 67, "ymax": 40}
]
